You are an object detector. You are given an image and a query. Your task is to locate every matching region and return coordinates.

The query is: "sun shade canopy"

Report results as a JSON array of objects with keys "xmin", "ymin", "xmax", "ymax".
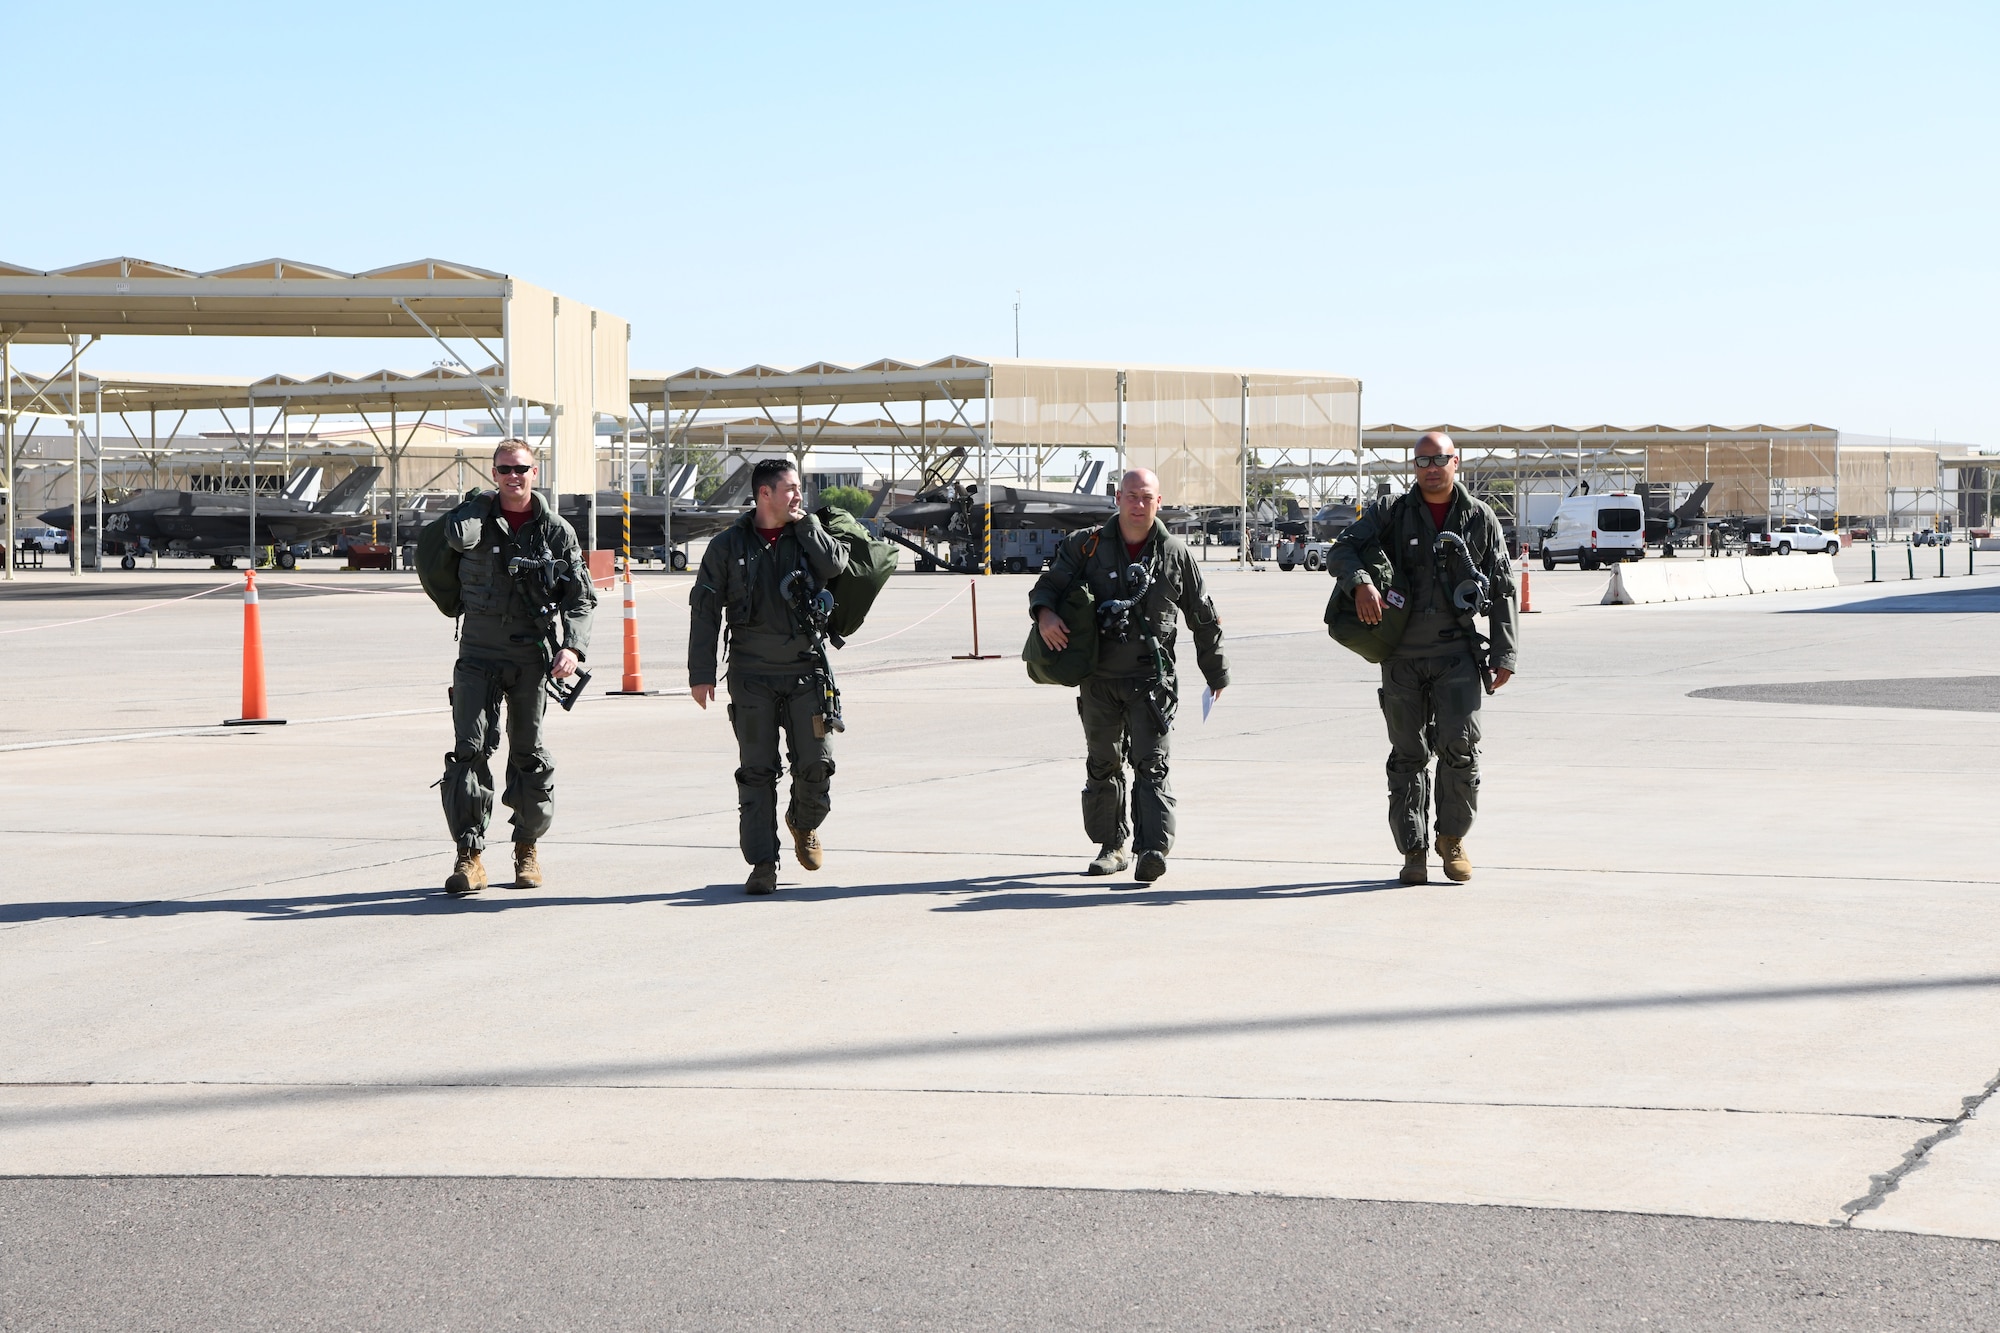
[
  {"xmin": 5, "ymin": 366, "xmax": 507, "ymax": 416},
  {"xmin": 0, "ymin": 257, "xmax": 631, "ymax": 492},
  {"xmin": 0, "ymin": 257, "xmax": 520, "ymax": 341},
  {"xmin": 634, "ymin": 356, "xmax": 1362, "ymax": 506}
]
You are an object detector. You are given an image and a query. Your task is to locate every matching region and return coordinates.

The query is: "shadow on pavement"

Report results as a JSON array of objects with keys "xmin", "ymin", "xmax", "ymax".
[
  {"xmin": 10, "ymin": 973, "xmax": 2000, "ymax": 1135},
  {"xmin": 657, "ymin": 875, "xmax": 1403, "ymax": 909},
  {"xmin": 4, "ymin": 875, "xmax": 1403, "ymax": 924},
  {"xmin": 0, "ymin": 887, "xmax": 685, "ymax": 924},
  {"xmin": 1790, "ymin": 586, "xmax": 2000, "ymax": 613}
]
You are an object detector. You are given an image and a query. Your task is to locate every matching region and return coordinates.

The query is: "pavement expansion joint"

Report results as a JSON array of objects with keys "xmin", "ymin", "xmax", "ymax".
[
  {"xmin": 1839, "ymin": 1064, "xmax": 2000, "ymax": 1226},
  {"xmin": 1, "ymin": 1079, "xmax": 1957, "ymax": 1126}
]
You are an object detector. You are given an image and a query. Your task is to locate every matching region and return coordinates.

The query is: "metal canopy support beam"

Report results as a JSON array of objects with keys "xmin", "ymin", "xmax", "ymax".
[
  {"xmin": 1239, "ymin": 375, "xmax": 1250, "ymax": 571},
  {"xmin": 93, "ymin": 382, "xmax": 103, "ymax": 571},
  {"xmin": 2, "ymin": 331, "xmax": 11, "ymax": 581},
  {"xmin": 69, "ymin": 336, "xmax": 81, "ymax": 575},
  {"xmin": 392, "ymin": 297, "xmax": 509, "ymax": 428}
]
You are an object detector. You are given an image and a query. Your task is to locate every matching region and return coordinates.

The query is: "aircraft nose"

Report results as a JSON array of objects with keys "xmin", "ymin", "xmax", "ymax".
[{"xmin": 37, "ymin": 506, "xmax": 72, "ymax": 527}]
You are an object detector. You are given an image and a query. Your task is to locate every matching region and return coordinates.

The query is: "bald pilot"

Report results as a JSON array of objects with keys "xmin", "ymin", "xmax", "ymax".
[{"xmin": 1029, "ymin": 468, "xmax": 1230, "ymax": 882}]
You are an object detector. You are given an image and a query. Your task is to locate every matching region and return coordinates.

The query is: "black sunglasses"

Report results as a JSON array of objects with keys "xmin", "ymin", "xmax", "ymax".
[
  {"xmin": 1413, "ymin": 454, "xmax": 1457, "ymax": 469},
  {"xmin": 493, "ymin": 463, "xmax": 535, "ymax": 476}
]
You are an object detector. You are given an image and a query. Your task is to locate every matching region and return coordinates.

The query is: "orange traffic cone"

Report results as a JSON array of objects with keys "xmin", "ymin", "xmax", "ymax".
[
  {"xmin": 1519, "ymin": 547, "xmax": 1539, "ymax": 614},
  {"xmin": 606, "ymin": 569, "xmax": 660, "ymax": 697},
  {"xmin": 224, "ymin": 568, "xmax": 286, "ymax": 726}
]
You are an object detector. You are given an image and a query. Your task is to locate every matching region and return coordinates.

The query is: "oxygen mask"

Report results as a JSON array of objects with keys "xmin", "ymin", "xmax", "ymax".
[
  {"xmin": 1433, "ymin": 531, "xmax": 1490, "ymax": 615},
  {"xmin": 1095, "ymin": 562, "xmax": 1152, "ymax": 643}
]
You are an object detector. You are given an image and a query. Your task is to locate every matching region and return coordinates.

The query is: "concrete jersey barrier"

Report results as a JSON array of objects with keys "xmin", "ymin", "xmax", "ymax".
[{"xmin": 1602, "ymin": 554, "xmax": 1837, "ymax": 605}]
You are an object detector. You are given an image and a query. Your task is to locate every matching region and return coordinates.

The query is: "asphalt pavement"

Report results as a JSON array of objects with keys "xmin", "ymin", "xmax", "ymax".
[{"xmin": 5, "ymin": 1177, "xmax": 1998, "ymax": 1331}]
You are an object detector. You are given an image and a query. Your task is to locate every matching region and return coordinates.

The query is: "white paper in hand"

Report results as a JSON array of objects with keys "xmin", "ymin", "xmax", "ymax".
[{"xmin": 1201, "ymin": 686, "xmax": 1216, "ymax": 722}]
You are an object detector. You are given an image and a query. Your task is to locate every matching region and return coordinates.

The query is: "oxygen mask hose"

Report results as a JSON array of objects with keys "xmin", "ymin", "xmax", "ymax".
[
  {"xmin": 779, "ymin": 568, "xmax": 845, "ymax": 734},
  {"xmin": 1434, "ymin": 531, "xmax": 1490, "ymax": 615},
  {"xmin": 1095, "ymin": 562, "xmax": 1152, "ymax": 644},
  {"xmin": 1433, "ymin": 530, "xmax": 1496, "ymax": 696}
]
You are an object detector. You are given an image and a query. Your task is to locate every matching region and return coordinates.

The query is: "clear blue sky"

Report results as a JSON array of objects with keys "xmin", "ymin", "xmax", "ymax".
[{"xmin": 6, "ymin": 1, "xmax": 1994, "ymax": 440}]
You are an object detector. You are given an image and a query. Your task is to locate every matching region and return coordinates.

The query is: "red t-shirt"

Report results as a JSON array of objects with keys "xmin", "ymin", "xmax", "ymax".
[
  {"xmin": 1125, "ymin": 540, "xmax": 1147, "ymax": 560},
  {"xmin": 499, "ymin": 505, "xmax": 532, "ymax": 534},
  {"xmin": 756, "ymin": 525, "xmax": 786, "ymax": 548},
  {"xmin": 1426, "ymin": 499, "xmax": 1451, "ymax": 531}
]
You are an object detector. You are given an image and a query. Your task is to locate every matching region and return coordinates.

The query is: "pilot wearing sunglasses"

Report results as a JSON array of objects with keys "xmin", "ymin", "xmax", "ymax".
[
  {"xmin": 1327, "ymin": 432, "xmax": 1518, "ymax": 886},
  {"xmin": 436, "ymin": 440, "xmax": 597, "ymax": 896}
]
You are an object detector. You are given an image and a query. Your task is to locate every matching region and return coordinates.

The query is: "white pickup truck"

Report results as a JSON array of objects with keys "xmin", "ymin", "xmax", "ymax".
[{"xmin": 1747, "ymin": 523, "xmax": 1841, "ymax": 556}]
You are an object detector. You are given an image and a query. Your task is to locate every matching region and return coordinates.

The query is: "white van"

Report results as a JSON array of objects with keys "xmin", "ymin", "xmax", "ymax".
[{"xmin": 1540, "ymin": 493, "xmax": 1645, "ymax": 570}]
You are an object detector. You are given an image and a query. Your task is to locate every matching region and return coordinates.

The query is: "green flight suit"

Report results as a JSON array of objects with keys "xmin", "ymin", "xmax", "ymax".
[
  {"xmin": 1328, "ymin": 483, "xmax": 1520, "ymax": 854},
  {"xmin": 689, "ymin": 512, "xmax": 852, "ymax": 865},
  {"xmin": 1028, "ymin": 517, "xmax": 1230, "ymax": 855},
  {"xmin": 438, "ymin": 490, "xmax": 596, "ymax": 852}
]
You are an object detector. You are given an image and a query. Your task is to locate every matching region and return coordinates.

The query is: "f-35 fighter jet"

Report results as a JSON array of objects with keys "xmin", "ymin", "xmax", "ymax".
[{"xmin": 41, "ymin": 465, "xmax": 382, "ymax": 568}]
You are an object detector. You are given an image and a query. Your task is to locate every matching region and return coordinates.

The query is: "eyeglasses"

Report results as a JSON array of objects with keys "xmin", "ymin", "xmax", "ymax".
[
  {"xmin": 1413, "ymin": 455, "xmax": 1457, "ymax": 470},
  {"xmin": 493, "ymin": 464, "xmax": 535, "ymax": 476}
]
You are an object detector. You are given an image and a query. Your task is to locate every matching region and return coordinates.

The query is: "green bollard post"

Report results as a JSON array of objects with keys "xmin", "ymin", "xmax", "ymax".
[
  {"xmin": 1940, "ymin": 541, "xmax": 1948, "ymax": 578},
  {"xmin": 1869, "ymin": 542, "xmax": 1879, "ymax": 583},
  {"xmin": 1907, "ymin": 543, "xmax": 1915, "ymax": 580}
]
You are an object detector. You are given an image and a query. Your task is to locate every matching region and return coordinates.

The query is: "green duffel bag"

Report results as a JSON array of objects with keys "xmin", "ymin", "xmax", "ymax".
[
  {"xmin": 1023, "ymin": 574, "xmax": 1099, "ymax": 686},
  {"xmin": 818, "ymin": 505, "xmax": 898, "ymax": 639},
  {"xmin": 1324, "ymin": 543, "xmax": 1411, "ymax": 664}
]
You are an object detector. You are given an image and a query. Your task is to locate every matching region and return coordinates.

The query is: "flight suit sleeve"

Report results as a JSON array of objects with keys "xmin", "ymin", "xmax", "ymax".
[
  {"xmin": 1482, "ymin": 511, "xmax": 1521, "ymax": 674},
  {"xmin": 1327, "ymin": 500, "xmax": 1391, "ymax": 593},
  {"xmin": 554, "ymin": 521, "xmax": 597, "ymax": 661},
  {"xmin": 688, "ymin": 535, "xmax": 730, "ymax": 688},
  {"xmin": 792, "ymin": 513, "xmax": 851, "ymax": 580},
  {"xmin": 1174, "ymin": 547, "xmax": 1230, "ymax": 691},
  {"xmin": 1027, "ymin": 532, "xmax": 1089, "ymax": 619}
]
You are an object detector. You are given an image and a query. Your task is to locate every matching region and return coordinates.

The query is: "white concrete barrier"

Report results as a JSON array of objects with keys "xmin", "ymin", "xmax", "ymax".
[
  {"xmin": 1603, "ymin": 554, "xmax": 1836, "ymax": 605},
  {"xmin": 1742, "ymin": 552, "xmax": 1839, "ymax": 595}
]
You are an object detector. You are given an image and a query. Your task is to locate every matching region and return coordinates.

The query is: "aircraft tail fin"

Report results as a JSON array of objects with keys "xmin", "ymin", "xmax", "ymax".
[
  {"xmin": 280, "ymin": 466, "xmax": 324, "ymax": 504},
  {"xmin": 314, "ymin": 465, "xmax": 382, "ymax": 514},
  {"xmin": 668, "ymin": 462, "xmax": 698, "ymax": 501},
  {"xmin": 708, "ymin": 461, "xmax": 754, "ymax": 507},
  {"xmin": 862, "ymin": 479, "xmax": 892, "ymax": 521},
  {"xmin": 1072, "ymin": 459, "xmax": 1104, "ymax": 495},
  {"xmin": 1673, "ymin": 482, "xmax": 1714, "ymax": 525}
]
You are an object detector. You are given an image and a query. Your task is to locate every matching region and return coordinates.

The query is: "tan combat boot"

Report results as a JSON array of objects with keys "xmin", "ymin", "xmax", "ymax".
[
  {"xmin": 445, "ymin": 848, "xmax": 487, "ymax": 897},
  {"xmin": 1398, "ymin": 849, "xmax": 1428, "ymax": 886},
  {"xmin": 745, "ymin": 862, "xmax": 779, "ymax": 895},
  {"xmin": 513, "ymin": 841, "xmax": 543, "ymax": 890},
  {"xmin": 786, "ymin": 814, "xmax": 823, "ymax": 871},
  {"xmin": 1435, "ymin": 836, "xmax": 1472, "ymax": 883},
  {"xmin": 1086, "ymin": 843, "xmax": 1131, "ymax": 877}
]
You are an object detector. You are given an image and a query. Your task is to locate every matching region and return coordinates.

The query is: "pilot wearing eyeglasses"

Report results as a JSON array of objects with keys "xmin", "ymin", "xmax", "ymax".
[{"xmin": 1327, "ymin": 431, "xmax": 1518, "ymax": 886}]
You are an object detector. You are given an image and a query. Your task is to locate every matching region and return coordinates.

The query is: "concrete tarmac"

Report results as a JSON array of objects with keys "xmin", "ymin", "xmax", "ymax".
[{"xmin": 3, "ymin": 546, "xmax": 1998, "ymax": 1324}]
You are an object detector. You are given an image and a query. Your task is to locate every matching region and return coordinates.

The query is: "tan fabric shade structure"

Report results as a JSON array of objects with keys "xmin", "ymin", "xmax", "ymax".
[
  {"xmin": 0, "ymin": 257, "xmax": 630, "ymax": 498},
  {"xmin": 633, "ymin": 356, "xmax": 1363, "ymax": 507},
  {"xmin": 0, "ymin": 258, "xmax": 512, "ymax": 341},
  {"xmin": 1357, "ymin": 424, "xmax": 1940, "ymax": 522},
  {"xmin": 4, "ymin": 366, "xmax": 504, "ymax": 417}
]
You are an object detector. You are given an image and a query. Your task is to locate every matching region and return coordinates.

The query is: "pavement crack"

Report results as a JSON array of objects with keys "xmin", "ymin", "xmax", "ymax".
[{"xmin": 1838, "ymin": 1063, "xmax": 2000, "ymax": 1225}]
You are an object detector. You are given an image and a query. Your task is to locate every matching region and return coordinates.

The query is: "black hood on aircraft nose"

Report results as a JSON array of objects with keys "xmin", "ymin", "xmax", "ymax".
[{"xmin": 885, "ymin": 501, "xmax": 956, "ymax": 530}]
